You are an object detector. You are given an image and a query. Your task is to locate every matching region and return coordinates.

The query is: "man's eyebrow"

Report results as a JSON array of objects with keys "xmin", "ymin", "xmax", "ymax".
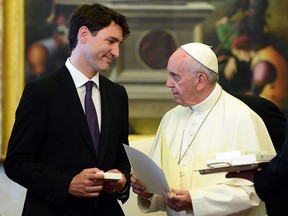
[{"xmin": 108, "ymin": 36, "xmax": 121, "ymax": 43}]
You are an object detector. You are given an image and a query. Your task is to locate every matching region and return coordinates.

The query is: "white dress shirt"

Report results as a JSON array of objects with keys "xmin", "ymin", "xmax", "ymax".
[{"xmin": 65, "ymin": 58, "xmax": 101, "ymax": 130}]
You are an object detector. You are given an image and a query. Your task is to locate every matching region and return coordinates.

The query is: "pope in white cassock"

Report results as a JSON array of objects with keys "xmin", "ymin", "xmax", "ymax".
[{"xmin": 130, "ymin": 42, "xmax": 276, "ymax": 216}]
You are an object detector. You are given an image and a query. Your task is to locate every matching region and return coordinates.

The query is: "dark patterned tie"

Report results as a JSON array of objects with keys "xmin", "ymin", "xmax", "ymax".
[{"xmin": 85, "ymin": 81, "xmax": 100, "ymax": 156}]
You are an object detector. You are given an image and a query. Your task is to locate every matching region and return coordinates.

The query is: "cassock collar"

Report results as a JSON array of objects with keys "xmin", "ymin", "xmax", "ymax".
[{"xmin": 190, "ymin": 83, "xmax": 222, "ymax": 112}]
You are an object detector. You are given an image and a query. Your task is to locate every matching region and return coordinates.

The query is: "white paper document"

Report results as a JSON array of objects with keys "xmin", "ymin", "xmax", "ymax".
[{"xmin": 123, "ymin": 144, "xmax": 170, "ymax": 195}]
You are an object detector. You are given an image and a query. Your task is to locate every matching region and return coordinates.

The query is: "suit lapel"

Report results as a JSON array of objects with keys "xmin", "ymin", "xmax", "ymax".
[
  {"xmin": 56, "ymin": 67, "xmax": 98, "ymax": 161},
  {"xmin": 97, "ymin": 76, "xmax": 112, "ymax": 165}
]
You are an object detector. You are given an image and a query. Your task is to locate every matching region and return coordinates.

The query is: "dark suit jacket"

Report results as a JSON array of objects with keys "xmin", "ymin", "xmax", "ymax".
[
  {"xmin": 254, "ymin": 122, "xmax": 288, "ymax": 216},
  {"xmin": 232, "ymin": 93, "xmax": 288, "ymax": 216},
  {"xmin": 4, "ymin": 66, "xmax": 131, "ymax": 216},
  {"xmin": 232, "ymin": 93, "xmax": 286, "ymax": 152}
]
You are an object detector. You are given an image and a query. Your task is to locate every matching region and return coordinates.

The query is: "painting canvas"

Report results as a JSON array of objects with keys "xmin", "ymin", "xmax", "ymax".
[{"xmin": 25, "ymin": 0, "xmax": 75, "ymax": 82}]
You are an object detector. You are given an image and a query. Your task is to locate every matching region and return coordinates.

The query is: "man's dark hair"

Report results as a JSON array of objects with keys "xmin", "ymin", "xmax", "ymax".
[{"xmin": 68, "ymin": 3, "xmax": 130, "ymax": 50}]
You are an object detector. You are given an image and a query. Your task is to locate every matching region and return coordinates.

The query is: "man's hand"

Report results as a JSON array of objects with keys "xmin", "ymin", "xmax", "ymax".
[
  {"xmin": 225, "ymin": 170, "xmax": 257, "ymax": 182},
  {"xmin": 130, "ymin": 171, "xmax": 153, "ymax": 199},
  {"xmin": 162, "ymin": 188, "xmax": 192, "ymax": 212},
  {"xmin": 102, "ymin": 169, "xmax": 126, "ymax": 193},
  {"xmin": 68, "ymin": 168, "xmax": 104, "ymax": 198}
]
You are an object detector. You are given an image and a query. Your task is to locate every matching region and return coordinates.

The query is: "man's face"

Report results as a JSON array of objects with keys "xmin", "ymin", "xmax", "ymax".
[
  {"xmin": 82, "ymin": 21, "xmax": 123, "ymax": 72},
  {"xmin": 166, "ymin": 49, "xmax": 198, "ymax": 107}
]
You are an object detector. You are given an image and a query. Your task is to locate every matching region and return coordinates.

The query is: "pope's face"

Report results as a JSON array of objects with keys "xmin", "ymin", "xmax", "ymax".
[{"xmin": 166, "ymin": 49, "xmax": 198, "ymax": 107}]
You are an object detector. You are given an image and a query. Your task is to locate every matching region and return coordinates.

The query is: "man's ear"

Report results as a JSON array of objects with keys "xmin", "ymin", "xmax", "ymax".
[
  {"xmin": 196, "ymin": 72, "xmax": 208, "ymax": 91},
  {"xmin": 78, "ymin": 26, "xmax": 89, "ymax": 43}
]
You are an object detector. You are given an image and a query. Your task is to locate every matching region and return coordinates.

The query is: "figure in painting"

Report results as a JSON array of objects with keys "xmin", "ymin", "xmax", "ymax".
[
  {"xmin": 26, "ymin": 12, "xmax": 70, "ymax": 81},
  {"xmin": 215, "ymin": 0, "xmax": 288, "ymax": 113},
  {"xmin": 25, "ymin": 1, "xmax": 74, "ymax": 82}
]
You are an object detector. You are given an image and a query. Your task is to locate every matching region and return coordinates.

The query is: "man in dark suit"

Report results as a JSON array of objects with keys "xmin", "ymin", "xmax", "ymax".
[
  {"xmin": 232, "ymin": 93, "xmax": 286, "ymax": 151},
  {"xmin": 228, "ymin": 94, "xmax": 288, "ymax": 215},
  {"xmin": 253, "ymin": 122, "xmax": 288, "ymax": 216},
  {"xmin": 4, "ymin": 4, "xmax": 131, "ymax": 216}
]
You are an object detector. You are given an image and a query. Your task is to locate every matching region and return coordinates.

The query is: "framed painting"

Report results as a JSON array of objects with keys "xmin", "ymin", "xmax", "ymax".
[{"xmin": 23, "ymin": 0, "xmax": 288, "ymax": 136}]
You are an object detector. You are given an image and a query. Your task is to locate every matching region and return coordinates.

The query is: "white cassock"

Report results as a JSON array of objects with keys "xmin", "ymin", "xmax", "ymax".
[{"xmin": 138, "ymin": 83, "xmax": 275, "ymax": 216}]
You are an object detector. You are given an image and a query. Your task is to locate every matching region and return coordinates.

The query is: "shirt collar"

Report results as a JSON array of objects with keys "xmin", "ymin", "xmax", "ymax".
[
  {"xmin": 65, "ymin": 58, "xmax": 100, "ymax": 88},
  {"xmin": 190, "ymin": 83, "xmax": 222, "ymax": 112}
]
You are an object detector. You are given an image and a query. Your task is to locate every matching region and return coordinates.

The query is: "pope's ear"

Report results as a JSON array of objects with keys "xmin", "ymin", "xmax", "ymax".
[{"xmin": 196, "ymin": 72, "xmax": 208, "ymax": 90}]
